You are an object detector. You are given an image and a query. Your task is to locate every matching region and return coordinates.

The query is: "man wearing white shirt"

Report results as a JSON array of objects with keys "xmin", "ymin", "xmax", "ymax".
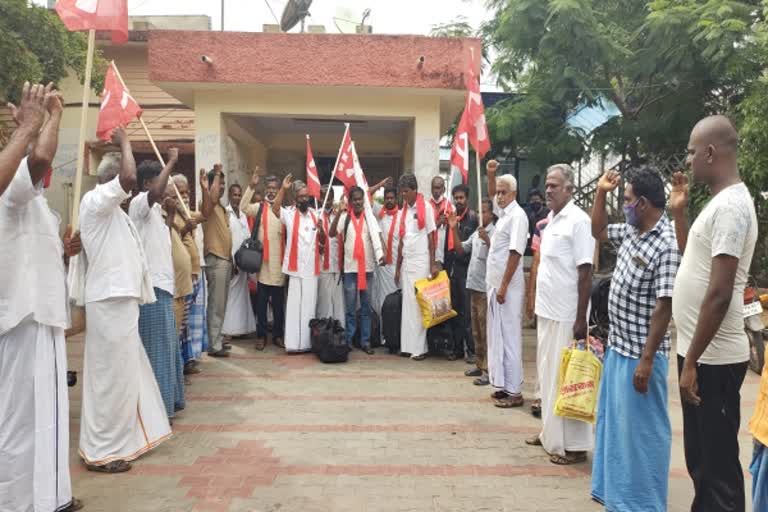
[
  {"xmin": 273, "ymin": 174, "xmax": 323, "ymax": 352},
  {"xmin": 525, "ymin": 163, "xmax": 595, "ymax": 466},
  {"xmin": 483, "ymin": 175, "xmax": 529, "ymax": 408},
  {"xmin": 0, "ymin": 82, "xmax": 84, "ymax": 511},
  {"xmin": 129, "ymin": 153, "xmax": 186, "ymax": 420},
  {"xmin": 372, "ymin": 186, "xmax": 401, "ymax": 320},
  {"xmin": 77, "ymin": 129, "xmax": 171, "ymax": 473},
  {"xmin": 316, "ymin": 184, "xmax": 345, "ymax": 323},
  {"xmin": 395, "ymin": 174, "xmax": 439, "ymax": 361},
  {"xmin": 330, "ymin": 186, "xmax": 387, "ymax": 353}
]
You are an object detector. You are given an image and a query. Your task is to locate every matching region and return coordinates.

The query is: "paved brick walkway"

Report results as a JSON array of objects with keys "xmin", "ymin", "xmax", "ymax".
[{"xmin": 65, "ymin": 330, "xmax": 758, "ymax": 512}]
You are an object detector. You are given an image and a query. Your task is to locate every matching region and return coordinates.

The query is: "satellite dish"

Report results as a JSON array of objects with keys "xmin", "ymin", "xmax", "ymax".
[{"xmin": 280, "ymin": 0, "xmax": 313, "ymax": 32}]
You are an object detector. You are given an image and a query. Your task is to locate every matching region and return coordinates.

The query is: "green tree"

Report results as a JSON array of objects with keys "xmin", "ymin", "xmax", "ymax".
[
  {"xmin": 483, "ymin": 0, "xmax": 761, "ymax": 163},
  {"xmin": 0, "ymin": 0, "xmax": 106, "ymax": 103}
]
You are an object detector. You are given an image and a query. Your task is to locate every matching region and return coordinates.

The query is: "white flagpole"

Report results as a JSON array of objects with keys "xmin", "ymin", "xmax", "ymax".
[
  {"xmin": 70, "ymin": 29, "xmax": 96, "ymax": 228},
  {"xmin": 320, "ymin": 122, "xmax": 349, "ymax": 210},
  {"xmin": 110, "ymin": 61, "xmax": 191, "ymax": 219}
]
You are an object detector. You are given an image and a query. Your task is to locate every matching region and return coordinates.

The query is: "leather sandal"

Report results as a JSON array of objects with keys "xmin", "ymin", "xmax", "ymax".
[
  {"xmin": 86, "ymin": 460, "xmax": 132, "ymax": 473},
  {"xmin": 61, "ymin": 498, "xmax": 84, "ymax": 511},
  {"xmin": 550, "ymin": 451, "xmax": 587, "ymax": 465},
  {"xmin": 525, "ymin": 435, "xmax": 542, "ymax": 446},
  {"xmin": 255, "ymin": 338, "xmax": 266, "ymax": 351}
]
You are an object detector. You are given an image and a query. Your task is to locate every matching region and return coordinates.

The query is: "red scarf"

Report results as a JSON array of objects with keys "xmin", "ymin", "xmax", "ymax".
[
  {"xmin": 288, "ymin": 208, "xmax": 320, "ymax": 276},
  {"xmin": 399, "ymin": 194, "xmax": 426, "ymax": 238},
  {"xmin": 378, "ymin": 206, "xmax": 399, "ymax": 265},
  {"xmin": 350, "ymin": 209, "xmax": 368, "ymax": 290},
  {"xmin": 430, "ymin": 198, "xmax": 455, "ymax": 250},
  {"xmin": 322, "ymin": 211, "xmax": 343, "ymax": 272}
]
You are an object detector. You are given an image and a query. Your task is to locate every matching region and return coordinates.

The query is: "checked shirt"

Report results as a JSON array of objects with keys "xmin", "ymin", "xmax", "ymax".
[{"xmin": 606, "ymin": 215, "xmax": 680, "ymax": 359}]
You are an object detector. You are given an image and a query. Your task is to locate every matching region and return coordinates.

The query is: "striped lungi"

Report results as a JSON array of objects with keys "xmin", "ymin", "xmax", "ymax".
[
  {"xmin": 183, "ymin": 273, "xmax": 208, "ymax": 363},
  {"xmin": 138, "ymin": 288, "xmax": 186, "ymax": 418}
]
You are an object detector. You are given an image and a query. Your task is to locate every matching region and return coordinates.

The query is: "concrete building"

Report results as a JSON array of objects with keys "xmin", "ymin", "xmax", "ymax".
[{"xmin": 6, "ymin": 15, "xmax": 478, "ymax": 225}]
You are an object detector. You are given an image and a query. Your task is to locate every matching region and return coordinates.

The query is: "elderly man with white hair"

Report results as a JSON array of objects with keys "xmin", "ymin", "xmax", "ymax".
[
  {"xmin": 522, "ymin": 163, "xmax": 595, "ymax": 466},
  {"xmin": 482, "ymin": 169, "xmax": 529, "ymax": 408}
]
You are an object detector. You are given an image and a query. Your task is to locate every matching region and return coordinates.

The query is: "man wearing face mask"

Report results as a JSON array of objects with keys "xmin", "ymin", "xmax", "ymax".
[
  {"xmin": 590, "ymin": 167, "xmax": 680, "ymax": 512},
  {"xmin": 526, "ymin": 189, "xmax": 549, "ymax": 241},
  {"xmin": 241, "ymin": 172, "xmax": 287, "ymax": 351},
  {"xmin": 273, "ymin": 174, "xmax": 323, "ymax": 353}
]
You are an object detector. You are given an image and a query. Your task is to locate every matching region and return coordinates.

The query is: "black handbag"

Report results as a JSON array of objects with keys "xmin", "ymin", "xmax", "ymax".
[{"xmin": 234, "ymin": 202, "xmax": 265, "ymax": 273}]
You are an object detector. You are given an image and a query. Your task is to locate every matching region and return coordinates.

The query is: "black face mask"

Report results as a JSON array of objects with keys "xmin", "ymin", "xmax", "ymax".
[
  {"xmin": 531, "ymin": 202, "xmax": 542, "ymax": 212},
  {"xmin": 298, "ymin": 201, "xmax": 310, "ymax": 213}
]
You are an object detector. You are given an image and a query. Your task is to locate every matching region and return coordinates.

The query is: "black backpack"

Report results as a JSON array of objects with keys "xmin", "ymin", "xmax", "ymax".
[
  {"xmin": 427, "ymin": 322, "xmax": 454, "ymax": 357},
  {"xmin": 309, "ymin": 318, "xmax": 349, "ymax": 363},
  {"xmin": 381, "ymin": 290, "xmax": 402, "ymax": 354}
]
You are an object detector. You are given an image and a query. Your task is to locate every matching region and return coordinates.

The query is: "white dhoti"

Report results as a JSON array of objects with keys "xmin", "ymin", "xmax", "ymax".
[
  {"xmin": 400, "ymin": 258, "xmax": 429, "ymax": 358},
  {"xmin": 0, "ymin": 318, "xmax": 72, "ymax": 512},
  {"xmin": 373, "ymin": 263, "xmax": 399, "ymax": 317},
  {"xmin": 537, "ymin": 316, "xmax": 593, "ymax": 456},
  {"xmin": 221, "ymin": 271, "xmax": 257, "ymax": 336},
  {"xmin": 80, "ymin": 298, "xmax": 172, "ymax": 466},
  {"xmin": 486, "ymin": 280, "xmax": 524, "ymax": 395},
  {"xmin": 285, "ymin": 275, "xmax": 318, "ymax": 352},
  {"xmin": 316, "ymin": 272, "xmax": 345, "ymax": 323}
]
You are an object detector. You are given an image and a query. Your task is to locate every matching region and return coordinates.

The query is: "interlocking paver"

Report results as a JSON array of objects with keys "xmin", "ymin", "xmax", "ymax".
[{"xmin": 64, "ymin": 329, "xmax": 757, "ymax": 511}]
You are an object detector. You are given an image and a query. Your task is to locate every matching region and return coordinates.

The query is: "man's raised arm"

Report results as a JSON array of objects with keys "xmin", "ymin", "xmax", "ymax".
[{"xmin": 0, "ymin": 82, "xmax": 46, "ymax": 197}]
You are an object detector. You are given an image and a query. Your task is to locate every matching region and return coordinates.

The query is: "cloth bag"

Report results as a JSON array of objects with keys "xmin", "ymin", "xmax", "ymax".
[
  {"xmin": 235, "ymin": 202, "xmax": 264, "ymax": 273},
  {"xmin": 554, "ymin": 338, "xmax": 603, "ymax": 424},
  {"xmin": 414, "ymin": 270, "xmax": 457, "ymax": 329}
]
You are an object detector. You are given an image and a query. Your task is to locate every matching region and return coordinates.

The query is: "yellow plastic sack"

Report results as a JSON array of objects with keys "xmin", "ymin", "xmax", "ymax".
[
  {"xmin": 554, "ymin": 344, "xmax": 603, "ymax": 424},
  {"xmin": 414, "ymin": 270, "xmax": 457, "ymax": 328}
]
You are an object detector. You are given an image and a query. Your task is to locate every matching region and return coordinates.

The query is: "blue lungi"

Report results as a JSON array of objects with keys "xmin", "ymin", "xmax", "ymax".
[
  {"xmin": 138, "ymin": 288, "xmax": 185, "ymax": 418},
  {"xmin": 752, "ymin": 441, "xmax": 768, "ymax": 511},
  {"xmin": 591, "ymin": 347, "xmax": 671, "ymax": 512},
  {"xmin": 183, "ymin": 273, "xmax": 208, "ymax": 363}
]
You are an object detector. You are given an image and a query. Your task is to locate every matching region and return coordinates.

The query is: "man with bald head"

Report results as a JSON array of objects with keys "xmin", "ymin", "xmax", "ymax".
[{"xmin": 671, "ymin": 115, "xmax": 757, "ymax": 511}]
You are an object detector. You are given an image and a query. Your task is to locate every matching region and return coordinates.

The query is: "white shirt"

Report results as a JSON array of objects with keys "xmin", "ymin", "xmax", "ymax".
[
  {"xmin": 79, "ymin": 176, "xmax": 146, "ymax": 303},
  {"xmin": 338, "ymin": 211, "xmax": 376, "ymax": 273},
  {"xmin": 0, "ymin": 158, "xmax": 68, "ymax": 334},
  {"xmin": 129, "ymin": 191, "xmax": 175, "ymax": 296},
  {"xmin": 318, "ymin": 209, "xmax": 341, "ymax": 274},
  {"xmin": 486, "ymin": 201, "xmax": 529, "ymax": 291},
  {"xmin": 535, "ymin": 200, "xmax": 595, "ymax": 322},
  {"xmin": 375, "ymin": 204, "xmax": 401, "ymax": 267},
  {"xmin": 463, "ymin": 223, "xmax": 495, "ymax": 293},
  {"xmin": 281, "ymin": 206, "xmax": 319, "ymax": 278},
  {"xmin": 227, "ymin": 205, "xmax": 251, "ymax": 260},
  {"xmin": 673, "ymin": 183, "xmax": 757, "ymax": 364},
  {"xmin": 399, "ymin": 199, "xmax": 437, "ymax": 259}
]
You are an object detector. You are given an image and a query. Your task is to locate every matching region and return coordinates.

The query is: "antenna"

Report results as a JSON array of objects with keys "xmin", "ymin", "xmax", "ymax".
[{"xmin": 280, "ymin": 0, "xmax": 313, "ymax": 33}]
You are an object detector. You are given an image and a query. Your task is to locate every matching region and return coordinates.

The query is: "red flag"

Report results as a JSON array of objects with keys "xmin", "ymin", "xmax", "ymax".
[
  {"xmin": 450, "ymin": 111, "xmax": 470, "ymax": 184},
  {"xmin": 306, "ymin": 135, "xmax": 320, "ymax": 200},
  {"xmin": 56, "ymin": 0, "xmax": 129, "ymax": 45},
  {"xmin": 333, "ymin": 125, "xmax": 357, "ymax": 190},
  {"xmin": 464, "ymin": 52, "xmax": 491, "ymax": 159},
  {"xmin": 96, "ymin": 63, "xmax": 142, "ymax": 141}
]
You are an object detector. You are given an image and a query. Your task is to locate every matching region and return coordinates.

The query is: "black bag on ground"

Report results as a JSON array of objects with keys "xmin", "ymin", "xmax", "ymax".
[
  {"xmin": 427, "ymin": 322, "xmax": 454, "ymax": 357},
  {"xmin": 235, "ymin": 202, "xmax": 265, "ymax": 273},
  {"xmin": 381, "ymin": 290, "xmax": 402, "ymax": 354},
  {"xmin": 310, "ymin": 318, "xmax": 349, "ymax": 363},
  {"xmin": 352, "ymin": 309, "xmax": 381, "ymax": 348}
]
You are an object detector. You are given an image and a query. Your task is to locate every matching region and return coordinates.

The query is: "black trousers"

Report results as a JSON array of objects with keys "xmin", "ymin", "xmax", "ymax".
[
  {"xmin": 677, "ymin": 355, "xmax": 748, "ymax": 512},
  {"xmin": 255, "ymin": 283, "xmax": 285, "ymax": 339},
  {"xmin": 449, "ymin": 269, "xmax": 473, "ymax": 357}
]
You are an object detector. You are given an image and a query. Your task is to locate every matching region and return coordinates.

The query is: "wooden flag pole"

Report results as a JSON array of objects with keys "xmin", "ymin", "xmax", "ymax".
[
  {"xmin": 110, "ymin": 61, "xmax": 191, "ymax": 219},
  {"xmin": 476, "ymin": 150, "xmax": 483, "ymax": 215},
  {"xmin": 70, "ymin": 29, "xmax": 96, "ymax": 228}
]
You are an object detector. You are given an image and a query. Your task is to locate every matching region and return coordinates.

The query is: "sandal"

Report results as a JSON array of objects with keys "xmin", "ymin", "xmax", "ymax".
[
  {"xmin": 531, "ymin": 399, "xmax": 542, "ymax": 418},
  {"xmin": 473, "ymin": 375, "xmax": 490, "ymax": 386},
  {"xmin": 363, "ymin": 347, "xmax": 375, "ymax": 355},
  {"xmin": 255, "ymin": 338, "xmax": 266, "ymax": 351},
  {"xmin": 550, "ymin": 452, "xmax": 587, "ymax": 465},
  {"xmin": 525, "ymin": 435, "xmax": 542, "ymax": 446},
  {"xmin": 273, "ymin": 337, "xmax": 285, "ymax": 349},
  {"xmin": 464, "ymin": 368, "xmax": 482, "ymax": 377},
  {"xmin": 411, "ymin": 354, "xmax": 427, "ymax": 361},
  {"xmin": 61, "ymin": 498, "xmax": 84, "ymax": 512},
  {"xmin": 490, "ymin": 390, "xmax": 507, "ymax": 400},
  {"xmin": 446, "ymin": 353, "xmax": 458, "ymax": 361},
  {"xmin": 494, "ymin": 394, "xmax": 524, "ymax": 408},
  {"xmin": 86, "ymin": 460, "xmax": 132, "ymax": 473}
]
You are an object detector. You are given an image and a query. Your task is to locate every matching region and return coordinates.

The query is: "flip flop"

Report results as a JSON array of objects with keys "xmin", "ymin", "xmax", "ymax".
[
  {"xmin": 550, "ymin": 452, "xmax": 587, "ymax": 465},
  {"xmin": 525, "ymin": 436, "xmax": 542, "ymax": 446},
  {"xmin": 61, "ymin": 498, "xmax": 84, "ymax": 511},
  {"xmin": 86, "ymin": 460, "xmax": 132, "ymax": 473},
  {"xmin": 494, "ymin": 395, "xmax": 524, "ymax": 408}
]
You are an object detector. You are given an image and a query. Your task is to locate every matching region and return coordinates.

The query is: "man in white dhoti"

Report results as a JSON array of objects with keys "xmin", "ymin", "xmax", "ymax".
[
  {"xmin": 480, "ymin": 174, "xmax": 529, "ymax": 408},
  {"xmin": 395, "ymin": 174, "xmax": 438, "ymax": 360},
  {"xmin": 316, "ymin": 184, "xmax": 345, "ymax": 323},
  {"xmin": 429, "ymin": 176, "xmax": 452, "ymax": 267},
  {"xmin": 273, "ymin": 174, "xmax": 322, "ymax": 352},
  {"xmin": 0, "ymin": 82, "xmax": 84, "ymax": 511},
  {"xmin": 524, "ymin": 163, "xmax": 595, "ymax": 466},
  {"xmin": 372, "ymin": 186, "xmax": 401, "ymax": 321},
  {"xmin": 222, "ymin": 184, "xmax": 257, "ymax": 336},
  {"xmin": 77, "ymin": 128, "xmax": 172, "ymax": 473}
]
